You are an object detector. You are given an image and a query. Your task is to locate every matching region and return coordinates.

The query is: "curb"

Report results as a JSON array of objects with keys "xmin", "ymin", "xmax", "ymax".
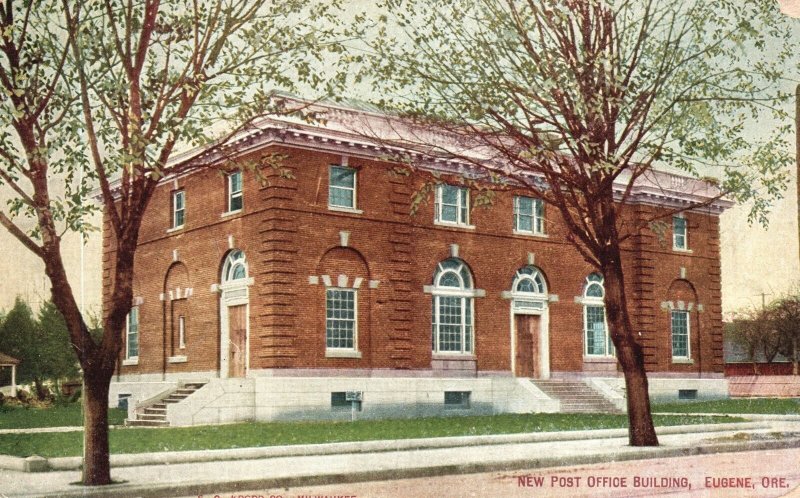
[
  {"xmin": 39, "ymin": 436, "xmax": 800, "ymax": 498},
  {"xmin": 8, "ymin": 421, "xmax": 767, "ymax": 472}
]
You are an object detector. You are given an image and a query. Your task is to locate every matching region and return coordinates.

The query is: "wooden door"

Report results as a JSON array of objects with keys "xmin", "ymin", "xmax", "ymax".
[
  {"xmin": 515, "ymin": 314, "xmax": 541, "ymax": 378},
  {"xmin": 228, "ymin": 304, "xmax": 247, "ymax": 378}
]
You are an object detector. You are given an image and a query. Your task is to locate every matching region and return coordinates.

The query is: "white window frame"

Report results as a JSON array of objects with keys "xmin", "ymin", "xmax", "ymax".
[
  {"xmin": 431, "ymin": 259, "xmax": 475, "ymax": 355},
  {"xmin": 673, "ymin": 215, "xmax": 688, "ymax": 250},
  {"xmin": 513, "ymin": 196, "xmax": 545, "ymax": 235},
  {"xmin": 328, "ymin": 165, "xmax": 358, "ymax": 211},
  {"xmin": 178, "ymin": 315, "xmax": 186, "ymax": 349},
  {"xmin": 326, "ymin": 288, "xmax": 358, "ymax": 352},
  {"xmin": 671, "ymin": 310, "xmax": 691, "ymax": 359},
  {"xmin": 172, "ymin": 190, "xmax": 185, "ymax": 229},
  {"xmin": 582, "ymin": 274, "xmax": 613, "ymax": 357},
  {"xmin": 227, "ymin": 171, "xmax": 243, "ymax": 213},
  {"xmin": 125, "ymin": 306, "xmax": 139, "ymax": 361},
  {"xmin": 435, "ymin": 184, "xmax": 471, "ymax": 227}
]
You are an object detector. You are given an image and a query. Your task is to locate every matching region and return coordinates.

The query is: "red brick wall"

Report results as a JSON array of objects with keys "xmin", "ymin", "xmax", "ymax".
[{"xmin": 108, "ymin": 144, "xmax": 726, "ymax": 378}]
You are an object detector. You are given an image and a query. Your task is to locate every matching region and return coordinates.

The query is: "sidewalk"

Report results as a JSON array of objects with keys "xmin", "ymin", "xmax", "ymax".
[{"xmin": 1, "ymin": 420, "xmax": 799, "ymax": 498}]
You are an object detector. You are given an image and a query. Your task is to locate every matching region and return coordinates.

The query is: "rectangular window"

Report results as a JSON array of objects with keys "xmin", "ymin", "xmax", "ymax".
[
  {"xmin": 172, "ymin": 190, "xmax": 185, "ymax": 228},
  {"xmin": 513, "ymin": 196, "xmax": 544, "ymax": 234},
  {"xmin": 678, "ymin": 389, "xmax": 698, "ymax": 400},
  {"xmin": 435, "ymin": 184, "xmax": 469, "ymax": 226},
  {"xmin": 584, "ymin": 305, "xmax": 614, "ymax": 356},
  {"xmin": 178, "ymin": 315, "xmax": 186, "ymax": 349},
  {"xmin": 326, "ymin": 289, "xmax": 356, "ymax": 350},
  {"xmin": 331, "ymin": 391, "xmax": 362, "ymax": 411},
  {"xmin": 329, "ymin": 165, "xmax": 356, "ymax": 209},
  {"xmin": 673, "ymin": 215, "xmax": 687, "ymax": 250},
  {"xmin": 126, "ymin": 306, "xmax": 139, "ymax": 359},
  {"xmin": 432, "ymin": 296, "xmax": 473, "ymax": 354},
  {"xmin": 444, "ymin": 391, "xmax": 471, "ymax": 409},
  {"xmin": 671, "ymin": 310, "xmax": 690, "ymax": 358},
  {"xmin": 227, "ymin": 171, "xmax": 243, "ymax": 212}
]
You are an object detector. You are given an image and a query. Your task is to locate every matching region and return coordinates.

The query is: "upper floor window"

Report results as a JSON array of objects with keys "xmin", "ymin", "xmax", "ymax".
[
  {"xmin": 583, "ymin": 273, "xmax": 613, "ymax": 356},
  {"xmin": 126, "ymin": 306, "xmax": 139, "ymax": 359},
  {"xmin": 671, "ymin": 310, "xmax": 690, "ymax": 359},
  {"xmin": 329, "ymin": 165, "xmax": 357, "ymax": 210},
  {"xmin": 227, "ymin": 172, "xmax": 243, "ymax": 212},
  {"xmin": 673, "ymin": 215, "xmax": 687, "ymax": 250},
  {"xmin": 513, "ymin": 196, "xmax": 544, "ymax": 235},
  {"xmin": 326, "ymin": 288, "xmax": 357, "ymax": 350},
  {"xmin": 172, "ymin": 190, "xmax": 185, "ymax": 228},
  {"xmin": 431, "ymin": 258, "xmax": 474, "ymax": 354},
  {"xmin": 435, "ymin": 184, "xmax": 469, "ymax": 226}
]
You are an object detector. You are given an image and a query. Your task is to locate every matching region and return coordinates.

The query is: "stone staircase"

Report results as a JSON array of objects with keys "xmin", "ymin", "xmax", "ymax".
[
  {"xmin": 126, "ymin": 382, "xmax": 206, "ymax": 427},
  {"xmin": 532, "ymin": 379, "xmax": 623, "ymax": 414}
]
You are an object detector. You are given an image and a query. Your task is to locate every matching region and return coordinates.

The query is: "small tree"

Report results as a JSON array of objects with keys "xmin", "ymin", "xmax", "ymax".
[
  {"xmin": 355, "ymin": 0, "xmax": 797, "ymax": 445},
  {"xmin": 728, "ymin": 308, "xmax": 781, "ymax": 374},
  {"xmin": 0, "ymin": 298, "xmax": 36, "ymax": 393},
  {"xmin": 771, "ymin": 296, "xmax": 800, "ymax": 374},
  {"xmin": 36, "ymin": 301, "xmax": 81, "ymax": 394}
]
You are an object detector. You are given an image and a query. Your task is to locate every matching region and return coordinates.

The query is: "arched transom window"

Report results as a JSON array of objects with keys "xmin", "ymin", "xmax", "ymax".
[
  {"xmin": 513, "ymin": 266, "xmax": 546, "ymax": 295},
  {"xmin": 222, "ymin": 250, "xmax": 248, "ymax": 283},
  {"xmin": 583, "ymin": 273, "xmax": 613, "ymax": 356},
  {"xmin": 431, "ymin": 258, "xmax": 474, "ymax": 354}
]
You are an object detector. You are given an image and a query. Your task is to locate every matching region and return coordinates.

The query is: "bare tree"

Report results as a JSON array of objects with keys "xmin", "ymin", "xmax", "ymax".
[
  {"xmin": 771, "ymin": 296, "xmax": 800, "ymax": 374},
  {"xmin": 0, "ymin": 0, "xmax": 345, "ymax": 485},
  {"xmin": 727, "ymin": 308, "xmax": 779, "ymax": 375},
  {"xmin": 355, "ymin": 0, "xmax": 797, "ymax": 445}
]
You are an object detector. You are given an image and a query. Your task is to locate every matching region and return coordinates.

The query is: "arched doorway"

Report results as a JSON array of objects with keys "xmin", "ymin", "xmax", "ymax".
[
  {"xmin": 219, "ymin": 250, "xmax": 250, "ymax": 378},
  {"xmin": 508, "ymin": 266, "xmax": 550, "ymax": 378}
]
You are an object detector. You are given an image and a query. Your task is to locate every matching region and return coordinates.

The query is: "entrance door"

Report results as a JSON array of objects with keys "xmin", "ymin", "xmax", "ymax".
[
  {"xmin": 515, "ymin": 314, "xmax": 541, "ymax": 378},
  {"xmin": 228, "ymin": 304, "xmax": 247, "ymax": 378}
]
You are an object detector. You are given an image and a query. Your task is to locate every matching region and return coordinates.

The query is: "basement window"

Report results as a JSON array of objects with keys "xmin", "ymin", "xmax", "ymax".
[
  {"xmin": 444, "ymin": 391, "xmax": 471, "ymax": 409},
  {"xmin": 678, "ymin": 389, "xmax": 698, "ymax": 400},
  {"xmin": 331, "ymin": 391, "xmax": 362, "ymax": 411}
]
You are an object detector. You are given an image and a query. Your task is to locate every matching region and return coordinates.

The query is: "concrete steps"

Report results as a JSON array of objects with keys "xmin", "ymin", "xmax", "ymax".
[
  {"xmin": 532, "ymin": 379, "xmax": 623, "ymax": 414},
  {"xmin": 126, "ymin": 382, "xmax": 206, "ymax": 427}
]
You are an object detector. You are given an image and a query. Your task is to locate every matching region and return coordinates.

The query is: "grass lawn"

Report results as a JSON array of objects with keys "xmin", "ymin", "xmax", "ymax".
[
  {"xmin": 0, "ymin": 404, "xmax": 127, "ymax": 430},
  {"xmin": 0, "ymin": 412, "xmax": 744, "ymax": 458},
  {"xmin": 653, "ymin": 398, "xmax": 800, "ymax": 415}
]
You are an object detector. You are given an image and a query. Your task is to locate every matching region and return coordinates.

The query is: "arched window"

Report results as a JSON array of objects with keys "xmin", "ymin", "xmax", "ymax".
[
  {"xmin": 583, "ymin": 273, "xmax": 612, "ymax": 356},
  {"xmin": 431, "ymin": 258, "xmax": 474, "ymax": 354},
  {"xmin": 513, "ymin": 266, "xmax": 546, "ymax": 295},
  {"xmin": 222, "ymin": 250, "xmax": 248, "ymax": 283}
]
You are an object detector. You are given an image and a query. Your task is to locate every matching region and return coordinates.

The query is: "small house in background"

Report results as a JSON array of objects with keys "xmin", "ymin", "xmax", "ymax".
[
  {"xmin": 0, "ymin": 351, "xmax": 19, "ymax": 398},
  {"xmin": 107, "ymin": 97, "xmax": 733, "ymax": 426}
]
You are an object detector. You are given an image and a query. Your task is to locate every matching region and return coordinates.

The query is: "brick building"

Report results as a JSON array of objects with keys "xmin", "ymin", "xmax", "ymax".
[{"xmin": 109, "ymin": 100, "xmax": 731, "ymax": 425}]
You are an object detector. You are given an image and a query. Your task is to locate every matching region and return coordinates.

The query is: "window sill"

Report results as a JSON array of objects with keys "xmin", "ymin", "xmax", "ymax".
[
  {"xmin": 672, "ymin": 247, "xmax": 693, "ymax": 254},
  {"xmin": 166, "ymin": 225, "xmax": 185, "ymax": 234},
  {"xmin": 168, "ymin": 355, "xmax": 188, "ymax": 363},
  {"xmin": 672, "ymin": 357, "xmax": 694, "ymax": 364},
  {"xmin": 328, "ymin": 205, "xmax": 363, "ymax": 215},
  {"xmin": 432, "ymin": 353, "xmax": 476, "ymax": 359},
  {"xmin": 122, "ymin": 358, "xmax": 139, "ymax": 366},
  {"xmin": 583, "ymin": 355, "xmax": 616, "ymax": 363},
  {"xmin": 326, "ymin": 349, "xmax": 362, "ymax": 359},
  {"xmin": 512, "ymin": 230, "xmax": 548, "ymax": 238},
  {"xmin": 221, "ymin": 209, "xmax": 242, "ymax": 219},
  {"xmin": 434, "ymin": 221, "xmax": 476, "ymax": 230}
]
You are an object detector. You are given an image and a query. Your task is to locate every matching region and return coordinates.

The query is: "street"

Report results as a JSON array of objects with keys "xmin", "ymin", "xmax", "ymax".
[{"xmin": 211, "ymin": 447, "xmax": 800, "ymax": 498}]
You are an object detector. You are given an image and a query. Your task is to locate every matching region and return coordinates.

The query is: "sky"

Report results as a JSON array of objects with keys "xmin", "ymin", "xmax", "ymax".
[{"xmin": 0, "ymin": 0, "xmax": 799, "ymax": 316}]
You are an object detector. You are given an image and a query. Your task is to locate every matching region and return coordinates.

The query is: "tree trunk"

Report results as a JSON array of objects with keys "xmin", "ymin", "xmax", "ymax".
[
  {"xmin": 82, "ymin": 367, "xmax": 113, "ymax": 485},
  {"xmin": 602, "ymin": 245, "xmax": 659, "ymax": 447},
  {"xmin": 793, "ymin": 338, "xmax": 798, "ymax": 376}
]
